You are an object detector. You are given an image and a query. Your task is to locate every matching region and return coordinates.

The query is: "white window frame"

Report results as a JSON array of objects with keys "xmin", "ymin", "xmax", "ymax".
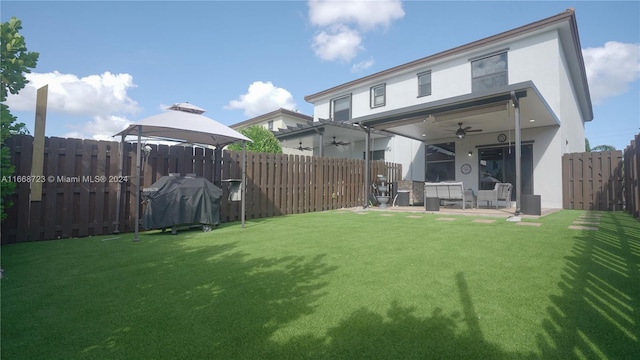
[
  {"xmin": 370, "ymin": 83, "xmax": 386, "ymax": 108},
  {"xmin": 471, "ymin": 51, "xmax": 508, "ymax": 92},
  {"xmin": 332, "ymin": 94, "xmax": 352, "ymax": 122},
  {"xmin": 417, "ymin": 71, "xmax": 432, "ymax": 97}
]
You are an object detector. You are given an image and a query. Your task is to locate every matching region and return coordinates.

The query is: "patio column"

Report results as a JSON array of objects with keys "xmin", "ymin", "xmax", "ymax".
[
  {"xmin": 364, "ymin": 126, "xmax": 371, "ymax": 208},
  {"xmin": 317, "ymin": 128, "xmax": 324, "ymax": 157},
  {"xmin": 511, "ymin": 91, "xmax": 521, "ymax": 215}
]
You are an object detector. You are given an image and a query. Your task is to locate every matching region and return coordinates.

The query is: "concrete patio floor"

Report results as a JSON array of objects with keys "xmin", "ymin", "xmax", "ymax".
[{"xmin": 358, "ymin": 204, "xmax": 560, "ymax": 219}]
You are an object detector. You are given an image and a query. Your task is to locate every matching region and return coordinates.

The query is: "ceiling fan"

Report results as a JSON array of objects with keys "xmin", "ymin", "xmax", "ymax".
[
  {"xmin": 454, "ymin": 122, "xmax": 482, "ymax": 139},
  {"xmin": 328, "ymin": 136, "xmax": 350, "ymax": 146},
  {"xmin": 297, "ymin": 141, "xmax": 312, "ymax": 151}
]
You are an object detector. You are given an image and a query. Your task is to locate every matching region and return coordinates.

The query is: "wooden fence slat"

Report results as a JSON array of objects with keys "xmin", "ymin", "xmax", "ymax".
[
  {"xmin": 43, "ymin": 137, "xmax": 59, "ymax": 240},
  {"xmin": 285, "ymin": 156, "xmax": 296, "ymax": 214},
  {"xmin": 107, "ymin": 141, "xmax": 120, "ymax": 234},
  {"xmin": 13, "ymin": 135, "xmax": 32, "ymax": 242},
  {"xmin": 260, "ymin": 152, "xmax": 268, "ymax": 218},
  {"xmin": 93, "ymin": 141, "xmax": 108, "ymax": 235}
]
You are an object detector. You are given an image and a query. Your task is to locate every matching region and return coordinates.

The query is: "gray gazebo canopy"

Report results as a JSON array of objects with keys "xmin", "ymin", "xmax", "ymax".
[
  {"xmin": 114, "ymin": 103, "xmax": 252, "ymax": 241},
  {"xmin": 116, "ymin": 103, "xmax": 251, "ymax": 146}
]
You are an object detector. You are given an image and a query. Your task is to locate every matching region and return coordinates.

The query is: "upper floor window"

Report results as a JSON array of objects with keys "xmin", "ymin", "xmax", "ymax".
[
  {"xmin": 418, "ymin": 71, "xmax": 432, "ymax": 97},
  {"xmin": 471, "ymin": 52, "xmax": 508, "ymax": 91},
  {"xmin": 332, "ymin": 94, "xmax": 351, "ymax": 122},
  {"xmin": 267, "ymin": 120, "xmax": 274, "ymax": 130},
  {"xmin": 370, "ymin": 84, "xmax": 386, "ymax": 108}
]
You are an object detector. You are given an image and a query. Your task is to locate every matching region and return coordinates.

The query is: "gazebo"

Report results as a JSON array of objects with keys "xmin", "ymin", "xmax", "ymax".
[{"xmin": 114, "ymin": 103, "xmax": 251, "ymax": 241}]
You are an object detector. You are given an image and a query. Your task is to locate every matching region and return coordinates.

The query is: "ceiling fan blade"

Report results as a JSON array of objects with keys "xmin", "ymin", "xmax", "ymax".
[
  {"xmin": 463, "ymin": 126, "xmax": 473, "ymax": 131},
  {"xmin": 467, "ymin": 129, "xmax": 483, "ymax": 133}
]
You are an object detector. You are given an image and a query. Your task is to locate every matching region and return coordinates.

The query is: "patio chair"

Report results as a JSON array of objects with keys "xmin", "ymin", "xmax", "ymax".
[{"xmin": 477, "ymin": 183, "xmax": 512, "ymax": 209}]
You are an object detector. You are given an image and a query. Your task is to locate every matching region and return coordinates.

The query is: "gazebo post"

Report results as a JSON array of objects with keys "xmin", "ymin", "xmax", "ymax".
[{"xmin": 134, "ymin": 125, "xmax": 142, "ymax": 242}]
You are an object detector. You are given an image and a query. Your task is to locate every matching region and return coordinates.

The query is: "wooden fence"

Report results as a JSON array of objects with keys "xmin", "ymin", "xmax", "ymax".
[
  {"xmin": 623, "ymin": 134, "xmax": 640, "ymax": 219},
  {"xmin": 562, "ymin": 150, "xmax": 624, "ymax": 211},
  {"xmin": 1, "ymin": 135, "xmax": 401, "ymax": 244}
]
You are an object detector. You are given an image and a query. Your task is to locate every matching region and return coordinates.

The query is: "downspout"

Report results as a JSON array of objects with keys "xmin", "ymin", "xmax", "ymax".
[{"xmin": 511, "ymin": 91, "xmax": 521, "ymax": 215}]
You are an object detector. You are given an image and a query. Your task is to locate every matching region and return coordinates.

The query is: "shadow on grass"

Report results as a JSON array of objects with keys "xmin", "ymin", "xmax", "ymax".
[
  {"xmin": 537, "ymin": 212, "xmax": 640, "ymax": 359},
  {"xmin": 33, "ymin": 238, "xmax": 339, "ymax": 359},
  {"xmin": 265, "ymin": 272, "xmax": 534, "ymax": 360},
  {"xmin": 75, "ymin": 236, "xmax": 531, "ymax": 359}
]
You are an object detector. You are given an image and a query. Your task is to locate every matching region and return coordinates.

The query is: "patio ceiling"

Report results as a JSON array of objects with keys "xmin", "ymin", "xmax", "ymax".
[
  {"xmin": 273, "ymin": 119, "xmax": 390, "ymax": 150},
  {"xmin": 352, "ymin": 81, "xmax": 559, "ymax": 143}
]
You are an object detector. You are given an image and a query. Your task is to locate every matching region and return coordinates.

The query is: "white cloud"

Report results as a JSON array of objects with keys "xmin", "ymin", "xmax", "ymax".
[
  {"xmin": 63, "ymin": 115, "xmax": 130, "ymax": 141},
  {"xmin": 583, "ymin": 41, "xmax": 640, "ymax": 105},
  {"xmin": 307, "ymin": 0, "xmax": 404, "ymax": 64},
  {"xmin": 6, "ymin": 71, "xmax": 139, "ymax": 116},
  {"xmin": 312, "ymin": 25, "xmax": 363, "ymax": 62},
  {"xmin": 5, "ymin": 71, "xmax": 140, "ymax": 139},
  {"xmin": 308, "ymin": 0, "xmax": 405, "ymax": 30},
  {"xmin": 351, "ymin": 57, "xmax": 375, "ymax": 72},
  {"xmin": 225, "ymin": 81, "xmax": 297, "ymax": 118}
]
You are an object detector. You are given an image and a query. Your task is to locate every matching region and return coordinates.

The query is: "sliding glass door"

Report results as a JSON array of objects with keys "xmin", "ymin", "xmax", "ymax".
[{"xmin": 478, "ymin": 144, "xmax": 533, "ymax": 200}]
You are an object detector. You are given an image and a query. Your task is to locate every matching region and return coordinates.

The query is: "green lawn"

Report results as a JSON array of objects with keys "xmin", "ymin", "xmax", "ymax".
[{"xmin": 2, "ymin": 210, "xmax": 639, "ymax": 359}]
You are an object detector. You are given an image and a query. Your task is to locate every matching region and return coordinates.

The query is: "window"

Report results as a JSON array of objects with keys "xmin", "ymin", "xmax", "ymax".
[
  {"xmin": 363, "ymin": 150, "xmax": 385, "ymax": 161},
  {"xmin": 472, "ymin": 52, "xmax": 508, "ymax": 91},
  {"xmin": 425, "ymin": 142, "xmax": 455, "ymax": 182},
  {"xmin": 479, "ymin": 144, "xmax": 533, "ymax": 199},
  {"xmin": 332, "ymin": 95, "xmax": 351, "ymax": 122},
  {"xmin": 370, "ymin": 84, "xmax": 386, "ymax": 108},
  {"xmin": 418, "ymin": 71, "xmax": 431, "ymax": 97},
  {"xmin": 267, "ymin": 120, "xmax": 274, "ymax": 130}
]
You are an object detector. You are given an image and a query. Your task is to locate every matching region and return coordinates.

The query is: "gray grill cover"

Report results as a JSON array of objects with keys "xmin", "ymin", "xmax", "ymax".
[{"xmin": 142, "ymin": 176, "xmax": 222, "ymax": 229}]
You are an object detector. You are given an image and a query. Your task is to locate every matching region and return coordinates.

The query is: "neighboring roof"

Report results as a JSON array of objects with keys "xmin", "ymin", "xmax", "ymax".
[
  {"xmin": 304, "ymin": 8, "xmax": 592, "ymax": 122},
  {"xmin": 115, "ymin": 103, "xmax": 251, "ymax": 147},
  {"xmin": 230, "ymin": 108, "xmax": 313, "ymax": 130}
]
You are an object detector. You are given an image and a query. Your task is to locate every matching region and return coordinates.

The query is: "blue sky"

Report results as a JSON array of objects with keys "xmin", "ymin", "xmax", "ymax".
[{"xmin": 2, "ymin": 0, "xmax": 639, "ymax": 151}]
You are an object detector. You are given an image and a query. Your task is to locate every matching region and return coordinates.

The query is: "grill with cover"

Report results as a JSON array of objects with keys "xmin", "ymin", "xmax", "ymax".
[{"xmin": 142, "ymin": 175, "xmax": 222, "ymax": 233}]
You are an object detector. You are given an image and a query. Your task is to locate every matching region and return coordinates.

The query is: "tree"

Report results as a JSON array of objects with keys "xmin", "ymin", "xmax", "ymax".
[
  {"xmin": 585, "ymin": 138, "xmax": 591, "ymax": 152},
  {"xmin": 1, "ymin": 17, "xmax": 39, "ymax": 220},
  {"xmin": 591, "ymin": 145, "xmax": 616, "ymax": 152},
  {"xmin": 228, "ymin": 125, "xmax": 282, "ymax": 153}
]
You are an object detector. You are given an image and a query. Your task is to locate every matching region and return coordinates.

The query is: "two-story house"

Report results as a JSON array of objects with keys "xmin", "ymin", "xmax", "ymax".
[
  {"xmin": 303, "ymin": 8, "xmax": 592, "ymax": 210},
  {"xmin": 230, "ymin": 108, "xmax": 311, "ymax": 133}
]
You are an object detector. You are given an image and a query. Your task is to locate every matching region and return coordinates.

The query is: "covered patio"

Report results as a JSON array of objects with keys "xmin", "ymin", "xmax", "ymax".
[
  {"xmin": 273, "ymin": 118, "xmax": 392, "ymax": 159},
  {"xmin": 352, "ymin": 81, "xmax": 560, "ymax": 216}
]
